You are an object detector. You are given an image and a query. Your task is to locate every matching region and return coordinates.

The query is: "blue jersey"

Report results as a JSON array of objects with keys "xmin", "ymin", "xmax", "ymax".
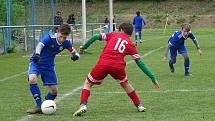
[
  {"xmin": 133, "ymin": 16, "xmax": 146, "ymax": 30},
  {"xmin": 168, "ymin": 31, "xmax": 196, "ymax": 48},
  {"xmin": 30, "ymin": 33, "xmax": 73, "ymax": 67}
]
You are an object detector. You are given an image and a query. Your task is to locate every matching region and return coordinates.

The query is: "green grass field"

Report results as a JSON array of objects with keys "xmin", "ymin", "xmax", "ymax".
[{"xmin": 0, "ymin": 28, "xmax": 215, "ymax": 121}]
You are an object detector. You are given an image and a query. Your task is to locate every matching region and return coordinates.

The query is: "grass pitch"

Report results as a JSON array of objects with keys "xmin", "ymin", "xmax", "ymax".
[{"xmin": 0, "ymin": 28, "xmax": 215, "ymax": 121}]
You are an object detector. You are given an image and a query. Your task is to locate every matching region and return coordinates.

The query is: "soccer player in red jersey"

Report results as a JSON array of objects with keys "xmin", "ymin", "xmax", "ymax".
[{"xmin": 73, "ymin": 23, "xmax": 160, "ymax": 116}]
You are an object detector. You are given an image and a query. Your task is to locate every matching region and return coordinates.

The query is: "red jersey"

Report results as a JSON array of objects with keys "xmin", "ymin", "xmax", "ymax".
[{"xmin": 97, "ymin": 32, "xmax": 140, "ymax": 68}]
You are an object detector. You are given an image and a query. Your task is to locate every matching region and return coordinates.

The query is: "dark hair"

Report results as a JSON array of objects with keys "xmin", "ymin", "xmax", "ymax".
[
  {"xmin": 58, "ymin": 24, "xmax": 71, "ymax": 35},
  {"xmin": 181, "ymin": 23, "xmax": 191, "ymax": 31},
  {"xmin": 136, "ymin": 11, "xmax": 140, "ymax": 16},
  {"xmin": 118, "ymin": 23, "xmax": 133, "ymax": 36},
  {"xmin": 69, "ymin": 14, "xmax": 74, "ymax": 18},
  {"xmin": 57, "ymin": 11, "xmax": 61, "ymax": 14}
]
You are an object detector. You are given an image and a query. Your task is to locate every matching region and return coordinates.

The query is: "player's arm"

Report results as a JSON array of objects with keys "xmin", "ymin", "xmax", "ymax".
[
  {"xmin": 142, "ymin": 17, "xmax": 147, "ymax": 27},
  {"xmin": 35, "ymin": 42, "xmax": 44, "ymax": 54},
  {"xmin": 189, "ymin": 33, "xmax": 202, "ymax": 55},
  {"xmin": 33, "ymin": 42, "xmax": 44, "ymax": 64},
  {"xmin": 135, "ymin": 59, "xmax": 160, "ymax": 88},
  {"xmin": 67, "ymin": 47, "xmax": 80, "ymax": 61},
  {"xmin": 162, "ymin": 43, "xmax": 172, "ymax": 61},
  {"xmin": 133, "ymin": 17, "xmax": 135, "ymax": 25},
  {"xmin": 80, "ymin": 34, "xmax": 101, "ymax": 54}
]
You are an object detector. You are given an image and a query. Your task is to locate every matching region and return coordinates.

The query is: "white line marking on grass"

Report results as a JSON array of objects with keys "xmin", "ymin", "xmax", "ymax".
[
  {"xmin": 0, "ymin": 71, "xmax": 28, "ymax": 82},
  {"xmin": 0, "ymin": 59, "xmax": 68, "ymax": 82},
  {"xmin": 55, "ymin": 86, "xmax": 82, "ymax": 103},
  {"xmin": 92, "ymin": 88, "xmax": 215, "ymax": 94},
  {"xmin": 127, "ymin": 46, "xmax": 164, "ymax": 64},
  {"xmin": 17, "ymin": 86, "xmax": 82, "ymax": 121}
]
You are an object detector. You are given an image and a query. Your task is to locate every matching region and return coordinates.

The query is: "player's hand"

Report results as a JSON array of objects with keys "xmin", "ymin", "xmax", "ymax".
[
  {"xmin": 152, "ymin": 80, "xmax": 160, "ymax": 88},
  {"xmin": 197, "ymin": 49, "xmax": 202, "ymax": 56},
  {"xmin": 33, "ymin": 53, "xmax": 40, "ymax": 64},
  {"xmin": 79, "ymin": 46, "xmax": 85, "ymax": 54},
  {"xmin": 71, "ymin": 51, "xmax": 80, "ymax": 61}
]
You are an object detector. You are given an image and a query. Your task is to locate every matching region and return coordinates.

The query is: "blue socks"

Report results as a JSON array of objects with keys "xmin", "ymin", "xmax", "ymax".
[
  {"xmin": 45, "ymin": 91, "xmax": 57, "ymax": 100},
  {"xmin": 184, "ymin": 58, "xmax": 190, "ymax": 73},
  {"xmin": 29, "ymin": 83, "xmax": 42, "ymax": 107}
]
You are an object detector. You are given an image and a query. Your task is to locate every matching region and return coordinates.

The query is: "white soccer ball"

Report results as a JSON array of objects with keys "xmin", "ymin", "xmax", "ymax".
[{"xmin": 41, "ymin": 100, "xmax": 57, "ymax": 114}]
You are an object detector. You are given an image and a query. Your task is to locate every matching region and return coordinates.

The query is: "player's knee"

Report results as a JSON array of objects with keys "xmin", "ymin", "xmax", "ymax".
[
  {"xmin": 51, "ymin": 90, "xmax": 57, "ymax": 95},
  {"xmin": 49, "ymin": 86, "xmax": 58, "ymax": 95},
  {"xmin": 28, "ymin": 76, "xmax": 37, "ymax": 84},
  {"xmin": 120, "ymin": 81, "xmax": 128, "ymax": 87},
  {"xmin": 184, "ymin": 55, "xmax": 189, "ymax": 60}
]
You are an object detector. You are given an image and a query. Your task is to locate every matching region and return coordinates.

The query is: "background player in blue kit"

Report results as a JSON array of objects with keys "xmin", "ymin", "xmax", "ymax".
[
  {"xmin": 26, "ymin": 24, "xmax": 80, "ymax": 114},
  {"xmin": 163, "ymin": 23, "xmax": 202, "ymax": 76},
  {"xmin": 133, "ymin": 11, "xmax": 147, "ymax": 46}
]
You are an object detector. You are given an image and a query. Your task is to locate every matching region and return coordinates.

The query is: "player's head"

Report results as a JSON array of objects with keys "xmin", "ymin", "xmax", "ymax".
[
  {"xmin": 136, "ymin": 11, "xmax": 140, "ymax": 16},
  {"xmin": 69, "ymin": 14, "xmax": 74, "ymax": 18},
  {"xmin": 57, "ymin": 11, "xmax": 62, "ymax": 16},
  {"xmin": 118, "ymin": 23, "xmax": 133, "ymax": 36},
  {"xmin": 181, "ymin": 23, "xmax": 191, "ymax": 38},
  {"xmin": 57, "ymin": 24, "xmax": 71, "ymax": 43}
]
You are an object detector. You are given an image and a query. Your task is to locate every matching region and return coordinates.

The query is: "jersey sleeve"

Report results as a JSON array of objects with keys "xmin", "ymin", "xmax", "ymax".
[
  {"xmin": 40, "ymin": 34, "xmax": 52, "ymax": 46},
  {"xmin": 142, "ymin": 16, "xmax": 147, "ymax": 25},
  {"xmin": 189, "ymin": 32, "xmax": 196, "ymax": 40},
  {"xmin": 128, "ymin": 44, "xmax": 141, "ymax": 61},
  {"xmin": 189, "ymin": 32, "xmax": 200, "ymax": 49},
  {"xmin": 64, "ymin": 40, "xmax": 73, "ymax": 49},
  {"xmin": 100, "ymin": 33, "xmax": 111, "ymax": 41},
  {"xmin": 133, "ymin": 17, "xmax": 135, "ymax": 25},
  {"xmin": 64, "ymin": 40, "xmax": 74, "ymax": 52},
  {"xmin": 169, "ymin": 31, "xmax": 180, "ymax": 46}
]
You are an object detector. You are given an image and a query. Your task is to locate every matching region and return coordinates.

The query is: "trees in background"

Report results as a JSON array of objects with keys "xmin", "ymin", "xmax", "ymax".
[{"xmin": 0, "ymin": 0, "xmax": 25, "ymax": 25}]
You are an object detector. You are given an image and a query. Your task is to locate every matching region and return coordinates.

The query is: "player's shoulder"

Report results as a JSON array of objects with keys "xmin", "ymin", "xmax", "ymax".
[
  {"xmin": 174, "ymin": 30, "xmax": 181, "ymax": 34},
  {"xmin": 63, "ymin": 39, "xmax": 73, "ymax": 45},
  {"xmin": 49, "ymin": 32, "xmax": 56, "ymax": 39},
  {"xmin": 188, "ymin": 31, "xmax": 194, "ymax": 35},
  {"xmin": 41, "ymin": 32, "xmax": 53, "ymax": 43},
  {"xmin": 174, "ymin": 30, "xmax": 182, "ymax": 37}
]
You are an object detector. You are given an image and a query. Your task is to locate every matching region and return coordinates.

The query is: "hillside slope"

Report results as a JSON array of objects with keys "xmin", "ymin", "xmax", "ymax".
[{"xmin": 21, "ymin": 1, "xmax": 215, "ymax": 28}]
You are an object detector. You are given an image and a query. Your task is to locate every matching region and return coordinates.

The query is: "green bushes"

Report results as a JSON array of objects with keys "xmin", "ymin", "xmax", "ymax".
[{"xmin": 0, "ymin": 0, "xmax": 25, "ymax": 25}]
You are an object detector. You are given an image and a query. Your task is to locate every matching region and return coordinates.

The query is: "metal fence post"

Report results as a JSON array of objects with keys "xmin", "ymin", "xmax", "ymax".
[
  {"xmin": 23, "ymin": 28, "xmax": 27, "ymax": 52},
  {"xmin": 2, "ymin": 28, "xmax": 7, "ymax": 54},
  {"xmin": 90, "ymin": 24, "xmax": 94, "ymax": 36}
]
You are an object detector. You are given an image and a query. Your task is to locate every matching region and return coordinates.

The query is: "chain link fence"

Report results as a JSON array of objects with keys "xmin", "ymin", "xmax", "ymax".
[{"xmin": 0, "ymin": 23, "xmax": 113, "ymax": 54}]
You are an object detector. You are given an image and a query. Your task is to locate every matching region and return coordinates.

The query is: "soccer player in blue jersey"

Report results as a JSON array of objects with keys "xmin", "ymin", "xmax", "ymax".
[
  {"xmin": 26, "ymin": 24, "xmax": 80, "ymax": 114},
  {"xmin": 133, "ymin": 11, "xmax": 147, "ymax": 46},
  {"xmin": 163, "ymin": 23, "xmax": 202, "ymax": 76}
]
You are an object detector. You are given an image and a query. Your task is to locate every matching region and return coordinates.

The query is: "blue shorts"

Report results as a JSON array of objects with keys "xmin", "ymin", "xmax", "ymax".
[
  {"xmin": 28, "ymin": 62, "xmax": 58, "ymax": 86},
  {"xmin": 135, "ymin": 28, "xmax": 142, "ymax": 33},
  {"xmin": 170, "ymin": 45, "xmax": 187, "ymax": 59}
]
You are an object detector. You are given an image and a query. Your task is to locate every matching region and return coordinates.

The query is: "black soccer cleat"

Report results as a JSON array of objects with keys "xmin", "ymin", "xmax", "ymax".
[
  {"xmin": 169, "ymin": 64, "xmax": 174, "ymax": 73},
  {"xmin": 184, "ymin": 72, "xmax": 192, "ymax": 76}
]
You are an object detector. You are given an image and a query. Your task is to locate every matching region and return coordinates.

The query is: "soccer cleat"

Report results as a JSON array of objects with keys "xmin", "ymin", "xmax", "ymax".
[
  {"xmin": 169, "ymin": 63, "xmax": 174, "ymax": 73},
  {"xmin": 184, "ymin": 72, "xmax": 192, "ymax": 76},
  {"xmin": 73, "ymin": 104, "xmax": 87, "ymax": 116},
  {"xmin": 135, "ymin": 42, "xmax": 138, "ymax": 46},
  {"xmin": 137, "ymin": 104, "xmax": 146, "ymax": 112},
  {"xmin": 140, "ymin": 40, "xmax": 143, "ymax": 43},
  {"xmin": 26, "ymin": 106, "xmax": 42, "ymax": 114}
]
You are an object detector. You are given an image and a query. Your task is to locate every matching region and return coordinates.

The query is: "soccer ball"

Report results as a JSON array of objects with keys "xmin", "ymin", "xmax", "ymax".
[{"xmin": 41, "ymin": 100, "xmax": 57, "ymax": 114}]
